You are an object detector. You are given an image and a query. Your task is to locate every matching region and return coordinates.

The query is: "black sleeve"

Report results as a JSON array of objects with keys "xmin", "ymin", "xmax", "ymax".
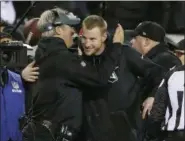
[
  {"xmin": 62, "ymin": 43, "xmax": 122, "ymax": 87},
  {"xmin": 150, "ymin": 79, "xmax": 168, "ymax": 122},
  {"xmin": 145, "ymin": 78, "xmax": 169, "ymax": 139},
  {"xmin": 123, "ymin": 46, "xmax": 165, "ymax": 95},
  {"xmin": 152, "ymin": 52, "xmax": 182, "ymax": 71}
]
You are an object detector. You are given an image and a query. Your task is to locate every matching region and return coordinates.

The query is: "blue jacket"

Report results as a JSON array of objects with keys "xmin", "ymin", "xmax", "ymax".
[{"xmin": 0, "ymin": 70, "xmax": 25, "ymax": 141}]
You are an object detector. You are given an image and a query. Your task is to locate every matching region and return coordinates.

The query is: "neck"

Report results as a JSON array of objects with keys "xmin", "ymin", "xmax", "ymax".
[
  {"xmin": 95, "ymin": 43, "xmax": 106, "ymax": 56},
  {"xmin": 180, "ymin": 57, "xmax": 184, "ymax": 65},
  {"xmin": 143, "ymin": 42, "xmax": 159, "ymax": 55},
  {"xmin": 142, "ymin": 46, "xmax": 152, "ymax": 55},
  {"xmin": 54, "ymin": 35, "xmax": 69, "ymax": 48}
]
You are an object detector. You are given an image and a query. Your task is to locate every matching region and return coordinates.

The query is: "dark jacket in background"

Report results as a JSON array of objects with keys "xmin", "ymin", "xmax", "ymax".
[
  {"xmin": 133, "ymin": 43, "xmax": 182, "ymax": 141},
  {"xmin": 24, "ymin": 37, "xmax": 122, "ymax": 140},
  {"xmin": 82, "ymin": 42, "xmax": 165, "ymax": 141}
]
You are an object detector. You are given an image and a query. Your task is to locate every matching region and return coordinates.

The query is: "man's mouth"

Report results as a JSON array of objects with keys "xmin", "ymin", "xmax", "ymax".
[{"xmin": 84, "ymin": 47, "xmax": 92, "ymax": 50}]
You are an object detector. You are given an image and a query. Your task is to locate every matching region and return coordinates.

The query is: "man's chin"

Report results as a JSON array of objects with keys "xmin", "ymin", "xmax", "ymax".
[{"xmin": 84, "ymin": 51, "xmax": 94, "ymax": 56}]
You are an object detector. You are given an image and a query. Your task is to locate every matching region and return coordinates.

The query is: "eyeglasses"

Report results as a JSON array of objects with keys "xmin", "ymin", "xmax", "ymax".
[{"xmin": 174, "ymin": 50, "xmax": 185, "ymax": 57}]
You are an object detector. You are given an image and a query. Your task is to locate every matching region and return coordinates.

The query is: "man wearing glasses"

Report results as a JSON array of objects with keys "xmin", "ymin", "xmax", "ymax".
[{"xmin": 174, "ymin": 39, "xmax": 185, "ymax": 65}]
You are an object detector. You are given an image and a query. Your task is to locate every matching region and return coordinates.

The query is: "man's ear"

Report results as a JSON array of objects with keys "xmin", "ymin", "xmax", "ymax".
[
  {"xmin": 102, "ymin": 32, "xmax": 107, "ymax": 42},
  {"xmin": 55, "ymin": 26, "xmax": 63, "ymax": 35}
]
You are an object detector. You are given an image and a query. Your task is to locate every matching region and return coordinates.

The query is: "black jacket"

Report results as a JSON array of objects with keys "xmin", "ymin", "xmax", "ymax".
[
  {"xmin": 140, "ymin": 43, "xmax": 182, "ymax": 100},
  {"xmin": 145, "ymin": 43, "xmax": 181, "ymax": 71},
  {"xmin": 82, "ymin": 42, "xmax": 165, "ymax": 141},
  {"xmin": 31, "ymin": 37, "xmax": 122, "ymax": 132}
]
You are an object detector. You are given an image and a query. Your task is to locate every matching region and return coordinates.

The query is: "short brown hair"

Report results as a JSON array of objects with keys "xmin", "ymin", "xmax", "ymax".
[{"xmin": 82, "ymin": 15, "xmax": 107, "ymax": 34}]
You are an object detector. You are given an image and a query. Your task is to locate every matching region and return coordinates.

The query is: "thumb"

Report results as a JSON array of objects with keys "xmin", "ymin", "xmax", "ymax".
[
  {"xmin": 142, "ymin": 101, "xmax": 146, "ymax": 107},
  {"xmin": 28, "ymin": 61, "xmax": 36, "ymax": 67}
]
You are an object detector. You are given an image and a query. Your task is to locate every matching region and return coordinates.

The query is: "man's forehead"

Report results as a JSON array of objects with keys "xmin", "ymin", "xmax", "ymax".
[
  {"xmin": 83, "ymin": 26, "xmax": 101, "ymax": 33},
  {"xmin": 82, "ymin": 27, "xmax": 101, "ymax": 37}
]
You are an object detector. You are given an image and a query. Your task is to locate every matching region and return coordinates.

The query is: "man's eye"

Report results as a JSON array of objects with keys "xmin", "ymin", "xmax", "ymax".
[{"xmin": 90, "ymin": 38, "xmax": 95, "ymax": 41}]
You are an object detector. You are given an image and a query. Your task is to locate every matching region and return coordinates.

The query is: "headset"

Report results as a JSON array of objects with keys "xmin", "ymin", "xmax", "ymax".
[{"xmin": 39, "ymin": 9, "xmax": 61, "ymax": 33}]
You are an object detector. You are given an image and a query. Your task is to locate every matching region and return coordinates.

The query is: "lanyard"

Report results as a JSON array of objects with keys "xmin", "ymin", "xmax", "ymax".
[{"xmin": 0, "ymin": 67, "xmax": 8, "ymax": 87}]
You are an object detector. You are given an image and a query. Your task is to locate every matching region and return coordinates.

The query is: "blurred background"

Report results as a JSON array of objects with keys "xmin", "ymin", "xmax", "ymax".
[{"xmin": 1, "ymin": 1, "xmax": 184, "ymax": 45}]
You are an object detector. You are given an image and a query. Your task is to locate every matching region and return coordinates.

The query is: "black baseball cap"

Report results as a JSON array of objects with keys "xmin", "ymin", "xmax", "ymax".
[
  {"xmin": 176, "ymin": 39, "xmax": 185, "ymax": 51},
  {"xmin": 132, "ymin": 21, "xmax": 166, "ymax": 42}
]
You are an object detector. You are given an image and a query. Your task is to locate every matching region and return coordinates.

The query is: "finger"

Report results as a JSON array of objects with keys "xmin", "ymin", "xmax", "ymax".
[
  {"xmin": 30, "ymin": 75, "xmax": 38, "ymax": 80},
  {"xmin": 27, "ymin": 79, "xmax": 36, "ymax": 82},
  {"xmin": 31, "ymin": 67, "xmax": 39, "ymax": 71},
  {"xmin": 117, "ymin": 23, "xmax": 121, "ymax": 27},
  {"xmin": 115, "ymin": 24, "xmax": 121, "ymax": 32},
  {"xmin": 148, "ymin": 109, "xmax": 151, "ymax": 116},
  {"xmin": 28, "ymin": 61, "xmax": 36, "ymax": 67},
  {"xmin": 114, "ymin": 28, "xmax": 119, "ymax": 35},
  {"xmin": 142, "ymin": 102, "xmax": 146, "ymax": 107},
  {"xmin": 31, "ymin": 72, "xmax": 39, "ymax": 76},
  {"xmin": 142, "ymin": 107, "xmax": 148, "ymax": 119},
  {"xmin": 148, "ymin": 107, "xmax": 152, "ymax": 114},
  {"xmin": 117, "ymin": 24, "xmax": 123, "ymax": 30}
]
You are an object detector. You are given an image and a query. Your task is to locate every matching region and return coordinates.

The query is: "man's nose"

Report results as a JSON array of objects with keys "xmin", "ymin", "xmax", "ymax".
[{"xmin": 85, "ymin": 40, "xmax": 91, "ymax": 47}]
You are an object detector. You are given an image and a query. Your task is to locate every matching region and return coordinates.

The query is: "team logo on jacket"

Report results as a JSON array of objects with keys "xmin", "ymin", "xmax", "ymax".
[
  {"xmin": 80, "ymin": 61, "xmax": 86, "ymax": 67},
  {"xmin": 108, "ymin": 66, "xmax": 119, "ymax": 83},
  {"xmin": 11, "ymin": 81, "xmax": 22, "ymax": 93}
]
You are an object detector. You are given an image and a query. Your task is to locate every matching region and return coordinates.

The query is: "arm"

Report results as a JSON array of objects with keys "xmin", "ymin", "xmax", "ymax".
[
  {"xmin": 150, "ymin": 79, "xmax": 169, "ymax": 122},
  {"xmin": 152, "ymin": 52, "xmax": 182, "ymax": 71},
  {"xmin": 123, "ymin": 46, "xmax": 165, "ymax": 90},
  {"xmin": 123, "ymin": 46, "xmax": 166, "ymax": 119},
  {"xmin": 145, "ymin": 78, "xmax": 169, "ymax": 139},
  {"xmin": 63, "ymin": 43, "xmax": 122, "ymax": 87},
  {"xmin": 22, "ymin": 24, "xmax": 124, "ymax": 88}
]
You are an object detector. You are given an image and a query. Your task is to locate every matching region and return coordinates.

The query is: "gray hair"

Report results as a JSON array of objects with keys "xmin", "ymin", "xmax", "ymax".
[{"xmin": 37, "ymin": 8, "xmax": 68, "ymax": 37}]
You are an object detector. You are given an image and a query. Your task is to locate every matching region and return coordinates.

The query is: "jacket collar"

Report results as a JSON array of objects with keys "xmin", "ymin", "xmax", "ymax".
[
  {"xmin": 145, "ymin": 43, "xmax": 169, "ymax": 59},
  {"xmin": 82, "ymin": 40, "xmax": 111, "ymax": 65},
  {"xmin": 35, "ymin": 37, "xmax": 67, "ymax": 61}
]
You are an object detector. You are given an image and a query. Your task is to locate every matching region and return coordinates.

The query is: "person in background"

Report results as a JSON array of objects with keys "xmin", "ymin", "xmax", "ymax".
[
  {"xmin": 0, "ymin": 20, "xmax": 25, "ymax": 42},
  {"xmin": 0, "ymin": 36, "xmax": 25, "ymax": 141},
  {"xmin": 146, "ymin": 65, "xmax": 185, "ymax": 141},
  {"xmin": 130, "ymin": 21, "xmax": 182, "ymax": 140},
  {"xmin": 174, "ymin": 39, "xmax": 185, "ymax": 65},
  {"xmin": 0, "ymin": 1, "xmax": 16, "ymax": 25}
]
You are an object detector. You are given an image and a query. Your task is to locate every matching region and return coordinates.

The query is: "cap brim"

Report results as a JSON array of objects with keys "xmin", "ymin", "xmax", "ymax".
[
  {"xmin": 129, "ymin": 30, "xmax": 139, "ymax": 38},
  {"xmin": 65, "ymin": 18, "xmax": 81, "ymax": 25},
  {"xmin": 177, "ymin": 39, "xmax": 185, "ymax": 50}
]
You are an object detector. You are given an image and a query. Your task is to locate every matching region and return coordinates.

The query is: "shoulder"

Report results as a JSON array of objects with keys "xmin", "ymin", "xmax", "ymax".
[
  {"xmin": 8, "ymin": 70, "xmax": 21, "ymax": 80},
  {"xmin": 156, "ymin": 50, "xmax": 179, "ymax": 62},
  {"xmin": 164, "ymin": 65, "xmax": 184, "ymax": 81},
  {"xmin": 153, "ymin": 51, "xmax": 181, "ymax": 69}
]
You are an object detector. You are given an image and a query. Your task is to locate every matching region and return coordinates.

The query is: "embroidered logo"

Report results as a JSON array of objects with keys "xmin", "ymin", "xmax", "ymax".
[
  {"xmin": 80, "ymin": 61, "xmax": 86, "ymax": 67},
  {"xmin": 108, "ymin": 66, "xmax": 119, "ymax": 83},
  {"xmin": 11, "ymin": 81, "xmax": 22, "ymax": 93}
]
